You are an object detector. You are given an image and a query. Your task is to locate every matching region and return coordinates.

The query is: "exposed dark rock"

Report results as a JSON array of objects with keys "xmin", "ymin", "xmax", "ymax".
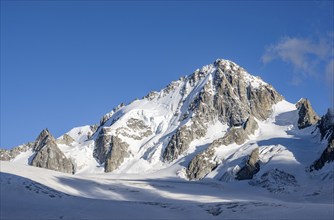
[
  {"xmin": 162, "ymin": 60, "xmax": 282, "ymax": 163},
  {"xmin": 187, "ymin": 116, "xmax": 259, "ymax": 180},
  {"xmin": 296, "ymin": 98, "xmax": 320, "ymax": 129},
  {"xmin": 99, "ymin": 103, "xmax": 125, "ymax": 126},
  {"xmin": 31, "ymin": 129, "xmax": 75, "ymax": 174},
  {"xmin": 311, "ymin": 140, "xmax": 334, "ymax": 171},
  {"xmin": 115, "ymin": 118, "xmax": 153, "ymax": 141},
  {"xmin": 33, "ymin": 129, "xmax": 52, "ymax": 151},
  {"xmin": 162, "ymin": 116, "xmax": 207, "ymax": 162},
  {"xmin": 90, "ymin": 124, "xmax": 99, "ymax": 134},
  {"xmin": 318, "ymin": 108, "xmax": 334, "ymax": 141},
  {"xmin": 211, "ymin": 115, "xmax": 259, "ymax": 148},
  {"xmin": 144, "ymin": 91, "xmax": 159, "ymax": 100},
  {"xmin": 187, "ymin": 147, "xmax": 217, "ymax": 180},
  {"xmin": 311, "ymin": 109, "xmax": 334, "ymax": 171},
  {"xmin": 94, "ymin": 127, "xmax": 113, "ymax": 164},
  {"xmin": 104, "ymin": 136, "xmax": 129, "ymax": 172},
  {"xmin": 236, "ymin": 148, "xmax": 260, "ymax": 180},
  {"xmin": 93, "ymin": 127, "xmax": 130, "ymax": 172},
  {"xmin": 0, "ymin": 144, "xmax": 32, "ymax": 161},
  {"xmin": 56, "ymin": 134, "xmax": 75, "ymax": 145}
]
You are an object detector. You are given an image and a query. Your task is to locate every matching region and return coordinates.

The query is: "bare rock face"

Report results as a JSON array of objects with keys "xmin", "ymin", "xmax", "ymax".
[
  {"xmin": 31, "ymin": 129, "xmax": 75, "ymax": 174},
  {"xmin": 94, "ymin": 127, "xmax": 130, "ymax": 172},
  {"xmin": 56, "ymin": 134, "xmax": 75, "ymax": 145},
  {"xmin": 235, "ymin": 148, "xmax": 260, "ymax": 180},
  {"xmin": 94, "ymin": 127, "xmax": 113, "ymax": 164},
  {"xmin": 33, "ymin": 129, "xmax": 52, "ymax": 151},
  {"xmin": 187, "ymin": 115, "xmax": 259, "ymax": 180},
  {"xmin": 162, "ymin": 117, "xmax": 207, "ymax": 162},
  {"xmin": 116, "ymin": 118, "xmax": 153, "ymax": 140},
  {"xmin": 0, "ymin": 144, "xmax": 32, "ymax": 161},
  {"xmin": 221, "ymin": 115, "xmax": 259, "ymax": 146},
  {"xmin": 311, "ymin": 140, "xmax": 334, "ymax": 171},
  {"xmin": 317, "ymin": 108, "xmax": 334, "ymax": 140},
  {"xmin": 187, "ymin": 147, "xmax": 217, "ymax": 180},
  {"xmin": 163, "ymin": 60, "xmax": 282, "ymax": 163},
  {"xmin": 296, "ymin": 98, "xmax": 320, "ymax": 129},
  {"xmin": 311, "ymin": 109, "xmax": 334, "ymax": 171},
  {"xmin": 104, "ymin": 136, "xmax": 129, "ymax": 172}
]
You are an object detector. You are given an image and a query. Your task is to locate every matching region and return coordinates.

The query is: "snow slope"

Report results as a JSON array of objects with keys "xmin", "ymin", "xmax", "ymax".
[
  {"xmin": 1, "ymin": 59, "xmax": 333, "ymax": 219},
  {"xmin": 1, "ymin": 161, "xmax": 333, "ymax": 219}
]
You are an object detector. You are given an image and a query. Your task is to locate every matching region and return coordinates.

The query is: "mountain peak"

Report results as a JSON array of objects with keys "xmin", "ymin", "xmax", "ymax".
[
  {"xmin": 296, "ymin": 98, "xmax": 320, "ymax": 129},
  {"xmin": 1, "ymin": 58, "xmax": 332, "ymax": 180},
  {"xmin": 33, "ymin": 128, "xmax": 56, "ymax": 151}
]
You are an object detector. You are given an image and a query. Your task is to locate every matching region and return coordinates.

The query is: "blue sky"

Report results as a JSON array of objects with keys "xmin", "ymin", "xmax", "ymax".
[{"xmin": 1, "ymin": 1, "xmax": 333, "ymax": 149}]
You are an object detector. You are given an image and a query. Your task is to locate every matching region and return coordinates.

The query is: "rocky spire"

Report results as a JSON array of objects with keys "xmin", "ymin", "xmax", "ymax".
[
  {"xmin": 295, "ymin": 98, "xmax": 320, "ymax": 129},
  {"xmin": 163, "ymin": 60, "xmax": 282, "ymax": 163},
  {"xmin": 31, "ymin": 129, "xmax": 75, "ymax": 174}
]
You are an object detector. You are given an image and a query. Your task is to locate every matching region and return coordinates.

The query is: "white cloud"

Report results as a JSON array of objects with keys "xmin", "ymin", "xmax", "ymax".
[{"xmin": 262, "ymin": 36, "xmax": 333, "ymax": 81}]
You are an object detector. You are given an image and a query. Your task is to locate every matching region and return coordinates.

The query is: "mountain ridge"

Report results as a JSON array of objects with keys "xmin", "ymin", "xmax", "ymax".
[{"xmin": 1, "ymin": 59, "xmax": 333, "ymax": 183}]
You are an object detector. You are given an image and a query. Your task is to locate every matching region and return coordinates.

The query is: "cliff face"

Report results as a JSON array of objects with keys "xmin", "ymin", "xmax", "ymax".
[
  {"xmin": 30, "ymin": 129, "xmax": 75, "ymax": 174},
  {"xmin": 311, "ymin": 109, "xmax": 334, "ymax": 171},
  {"xmin": 296, "ymin": 98, "xmax": 320, "ymax": 129}
]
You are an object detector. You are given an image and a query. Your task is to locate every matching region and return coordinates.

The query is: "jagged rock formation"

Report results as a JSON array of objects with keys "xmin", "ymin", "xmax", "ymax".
[
  {"xmin": 162, "ymin": 120, "xmax": 206, "ymax": 163},
  {"xmin": 187, "ymin": 115, "xmax": 259, "ymax": 180},
  {"xmin": 94, "ymin": 127, "xmax": 130, "ymax": 172},
  {"xmin": 296, "ymin": 98, "xmax": 320, "ymax": 129},
  {"xmin": 235, "ymin": 148, "xmax": 260, "ymax": 180},
  {"xmin": 311, "ymin": 109, "xmax": 334, "ymax": 171},
  {"xmin": 311, "ymin": 140, "xmax": 334, "ymax": 171},
  {"xmin": 31, "ymin": 129, "xmax": 75, "ymax": 174},
  {"xmin": 104, "ymin": 136, "xmax": 129, "ymax": 172},
  {"xmin": 3, "ymin": 58, "xmax": 332, "ymax": 181},
  {"xmin": 56, "ymin": 134, "xmax": 75, "ymax": 145},
  {"xmin": 186, "ymin": 146, "xmax": 217, "ymax": 180},
  {"xmin": 94, "ymin": 127, "xmax": 113, "ymax": 164},
  {"xmin": 0, "ymin": 128, "xmax": 76, "ymax": 174},
  {"xmin": 163, "ymin": 60, "xmax": 282, "ymax": 163},
  {"xmin": 317, "ymin": 108, "xmax": 334, "ymax": 140},
  {"xmin": 99, "ymin": 103, "xmax": 125, "ymax": 127},
  {"xmin": 0, "ymin": 144, "xmax": 32, "ymax": 161},
  {"xmin": 116, "ymin": 118, "xmax": 153, "ymax": 140}
]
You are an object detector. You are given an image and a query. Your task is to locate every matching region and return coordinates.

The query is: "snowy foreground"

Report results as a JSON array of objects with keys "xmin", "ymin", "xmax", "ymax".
[{"xmin": 1, "ymin": 161, "xmax": 333, "ymax": 219}]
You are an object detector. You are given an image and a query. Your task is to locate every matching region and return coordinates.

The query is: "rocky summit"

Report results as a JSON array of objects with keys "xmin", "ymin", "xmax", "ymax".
[{"xmin": 1, "ymin": 59, "xmax": 333, "ymax": 186}]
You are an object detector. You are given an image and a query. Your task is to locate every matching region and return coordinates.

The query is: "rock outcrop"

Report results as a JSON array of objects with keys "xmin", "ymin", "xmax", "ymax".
[
  {"xmin": 162, "ymin": 118, "xmax": 206, "ymax": 162},
  {"xmin": 56, "ymin": 134, "xmax": 75, "ymax": 145},
  {"xmin": 104, "ymin": 136, "xmax": 129, "ymax": 172},
  {"xmin": 235, "ymin": 148, "xmax": 260, "ymax": 180},
  {"xmin": 162, "ymin": 60, "xmax": 282, "ymax": 163},
  {"xmin": 187, "ymin": 115, "xmax": 259, "ymax": 180},
  {"xmin": 94, "ymin": 127, "xmax": 113, "ymax": 164},
  {"xmin": 94, "ymin": 127, "xmax": 130, "ymax": 172},
  {"xmin": 0, "ymin": 144, "xmax": 33, "ymax": 161},
  {"xmin": 31, "ymin": 129, "xmax": 75, "ymax": 174},
  {"xmin": 311, "ymin": 109, "xmax": 334, "ymax": 171},
  {"xmin": 187, "ymin": 147, "xmax": 217, "ymax": 180},
  {"xmin": 116, "ymin": 118, "xmax": 153, "ymax": 140},
  {"xmin": 296, "ymin": 98, "xmax": 320, "ymax": 129},
  {"xmin": 317, "ymin": 108, "xmax": 334, "ymax": 140},
  {"xmin": 311, "ymin": 140, "xmax": 334, "ymax": 171}
]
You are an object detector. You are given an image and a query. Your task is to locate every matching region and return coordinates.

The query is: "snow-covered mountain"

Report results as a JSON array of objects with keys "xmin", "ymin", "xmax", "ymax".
[{"xmin": 1, "ymin": 59, "xmax": 333, "ymax": 219}]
